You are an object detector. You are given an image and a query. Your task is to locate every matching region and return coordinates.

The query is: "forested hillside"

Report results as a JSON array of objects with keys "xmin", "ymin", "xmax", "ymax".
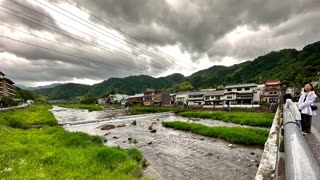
[{"xmin": 32, "ymin": 41, "xmax": 320, "ymax": 100}]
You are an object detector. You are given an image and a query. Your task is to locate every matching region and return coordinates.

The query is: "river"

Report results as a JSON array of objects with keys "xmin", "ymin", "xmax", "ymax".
[{"xmin": 51, "ymin": 106, "xmax": 264, "ymax": 180}]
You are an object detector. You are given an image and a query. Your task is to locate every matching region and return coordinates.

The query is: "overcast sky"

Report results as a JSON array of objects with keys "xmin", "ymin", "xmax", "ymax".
[{"xmin": 1, "ymin": 0, "xmax": 320, "ymax": 87}]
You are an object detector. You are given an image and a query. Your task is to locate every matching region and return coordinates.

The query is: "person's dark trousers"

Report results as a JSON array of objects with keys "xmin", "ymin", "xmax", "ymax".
[{"xmin": 301, "ymin": 113, "xmax": 312, "ymax": 133}]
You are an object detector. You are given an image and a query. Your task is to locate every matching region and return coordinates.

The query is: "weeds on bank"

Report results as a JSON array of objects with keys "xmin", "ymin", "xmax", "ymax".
[
  {"xmin": 178, "ymin": 111, "xmax": 273, "ymax": 127},
  {"xmin": 0, "ymin": 105, "xmax": 57, "ymax": 128},
  {"xmin": 0, "ymin": 105, "xmax": 145, "ymax": 179},
  {"xmin": 162, "ymin": 121, "xmax": 269, "ymax": 145},
  {"xmin": 131, "ymin": 106, "xmax": 183, "ymax": 114}
]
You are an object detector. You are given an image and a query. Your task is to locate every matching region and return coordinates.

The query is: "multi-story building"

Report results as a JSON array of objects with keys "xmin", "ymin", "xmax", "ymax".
[
  {"xmin": 263, "ymin": 80, "xmax": 281, "ymax": 103},
  {"xmin": 143, "ymin": 89, "xmax": 155, "ymax": 106},
  {"xmin": 126, "ymin": 93, "xmax": 144, "ymax": 106},
  {"xmin": 187, "ymin": 91, "xmax": 205, "ymax": 106},
  {"xmin": 175, "ymin": 92, "xmax": 189, "ymax": 105},
  {"xmin": 0, "ymin": 71, "xmax": 15, "ymax": 97},
  {"xmin": 143, "ymin": 89, "xmax": 170, "ymax": 106},
  {"xmin": 224, "ymin": 83, "xmax": 259, "ymax": 105},
  {"xmin": 203, "ymin": 90, "xmax": 224, "ymax": 108}
]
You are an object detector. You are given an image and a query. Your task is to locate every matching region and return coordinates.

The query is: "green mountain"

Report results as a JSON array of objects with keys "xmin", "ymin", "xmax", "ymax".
[
  {"xmin": 32, "ymin": 41, "xmax": 320, "ymax": 100},
  {"xmin": 33, "ymin": 74, "xmax": 185, "ymax": 100}
]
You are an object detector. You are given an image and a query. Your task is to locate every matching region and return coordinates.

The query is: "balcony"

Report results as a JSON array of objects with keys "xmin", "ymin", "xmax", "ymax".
[{"xmin": 188, "ymin": 97, "xmax": 203, "ymax": 101}]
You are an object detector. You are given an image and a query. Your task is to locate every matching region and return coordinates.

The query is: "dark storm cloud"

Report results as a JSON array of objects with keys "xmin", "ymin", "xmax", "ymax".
[
  {"xmin": 0, "ymin": 0, "xmax": 60, "ymax": 31},
  {"xmin": 60, "ymin": 0, "xmax": 320, "ymax": 60},
  {"xmin": 1, "ymin": 0, "xmax": 320, "ymax": 86}
]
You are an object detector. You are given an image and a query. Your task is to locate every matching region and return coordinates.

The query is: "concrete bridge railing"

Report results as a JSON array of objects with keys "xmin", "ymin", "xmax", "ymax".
[{"xmin": 256, "ymin": 105, "xmax": 320, "ymax": 180}]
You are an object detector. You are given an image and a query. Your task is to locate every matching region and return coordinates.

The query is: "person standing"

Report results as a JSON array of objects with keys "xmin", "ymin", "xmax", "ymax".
[
  {"xmin": 298, "ymin": 83, "xmax": 317, "ymax": 134},
  {"xmin": 284, "ymin": 93, "xmax": 302, "ymax": 129}
]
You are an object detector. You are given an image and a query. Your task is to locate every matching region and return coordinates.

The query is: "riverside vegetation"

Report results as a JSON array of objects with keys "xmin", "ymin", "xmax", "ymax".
[
  {"xmin": 178, "ymin": 111, "xmax": 274, "ymax": 127},
  {"xmin": 162, "ymin": 121, "xmax": 269, "ymax": 145},
  {"xmin": 0, "ymin": 105, "xmax": 146, "ymax": 179}
]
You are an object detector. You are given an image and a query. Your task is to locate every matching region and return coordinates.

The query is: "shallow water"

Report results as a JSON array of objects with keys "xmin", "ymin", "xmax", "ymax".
[{"xmin": 51, "ymin": 107, "xmax": 264, "ymax": 180}]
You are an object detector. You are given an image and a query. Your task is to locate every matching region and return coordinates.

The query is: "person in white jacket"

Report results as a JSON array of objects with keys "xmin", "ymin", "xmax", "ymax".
[
  {"xmin": 284, "ymin": 93, "xmax": 302, "ymax": 129},
  {"xmin": 298, "ymin": 83, "xmax": 317, "ymax": 134}
]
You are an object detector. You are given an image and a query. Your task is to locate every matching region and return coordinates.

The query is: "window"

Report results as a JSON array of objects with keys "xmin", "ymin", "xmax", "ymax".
[
  {"xmin": 216, "ymin": 96, "xmax": 220, "ymax": 100},
  {"xmin": 227, "ymin": 89, "xmax": 231, "ymax": 91},
  {"xmin": 245, "ymin": 87, "xmax": 250, "ymax": 90},
  {"xmin": 227, "ymin": 95, "xmax": 232, "ymax": 99},
  {"xmin": 237, "ymin": 88, "xmax": 242, "ymax": 91}
]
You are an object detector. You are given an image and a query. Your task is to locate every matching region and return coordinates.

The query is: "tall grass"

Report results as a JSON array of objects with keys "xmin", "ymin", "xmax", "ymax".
[
  {"xmin": 162, "ymin": 121, "xmax": 269, "ymax": 145},
  {"xmin": 58, "ymin": 104, "xmax": 102, "ymax": 111},
  {"xmin": 178, "ymin": 111, "xmax": 273, "ymax": 127},
  {"xmin": 0, "ymin": 105, "xmax": 57, "ymax": 128},
  {"xmin": 131, "ymin": 106, "xmax": 183, "ymax": 114},
  {"xmin": 0, "ymin": 105, "xmax": 145, "ymax": 179}
]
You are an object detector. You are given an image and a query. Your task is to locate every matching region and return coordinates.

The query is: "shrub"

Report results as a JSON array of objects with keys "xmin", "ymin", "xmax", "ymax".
[{"xmin": 0, "ymin": 96, "xmax": 18, "ymax": 107}]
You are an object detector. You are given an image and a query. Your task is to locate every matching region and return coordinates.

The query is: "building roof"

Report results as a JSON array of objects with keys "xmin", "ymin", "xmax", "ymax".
[
  {"xmin": 128, "ymin": 93, "xmax": 144, "ymax": 98},
  {"xmin": 225, "ymin": 83, "xmax": 257, "ymax": 89},
  {"xmin": 0, "ymin": 71, "xmax": 5, "ymax": 76},
  {"xmin": 266, "ymin": 80, "xmax": 281, "ymax": 85},
  {"xmin": 4, "ymin": 77, "xmax": 15, "ymax": 84},
  {"xmin": 204, "ymin": 90, "xmax": 224, "ymax": 96}
]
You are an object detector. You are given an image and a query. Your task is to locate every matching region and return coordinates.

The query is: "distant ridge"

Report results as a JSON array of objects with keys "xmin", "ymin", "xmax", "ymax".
[{"xmin": 33, "ymin": 41, "xmax": 320, "ymax": 100}]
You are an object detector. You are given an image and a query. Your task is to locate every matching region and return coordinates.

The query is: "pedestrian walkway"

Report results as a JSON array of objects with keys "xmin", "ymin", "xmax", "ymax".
[{"xmin": 305, "ymin": 102, "xmax": 320, "ymax": 166}]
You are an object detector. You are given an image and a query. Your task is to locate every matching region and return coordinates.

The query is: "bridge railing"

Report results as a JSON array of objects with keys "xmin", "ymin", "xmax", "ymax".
[{"xmin": 282, "ymin": 105, "xmax": 320, "ymax": 180}]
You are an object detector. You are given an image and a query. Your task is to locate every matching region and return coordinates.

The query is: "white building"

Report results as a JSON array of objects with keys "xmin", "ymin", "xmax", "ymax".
[
  {"xmin": 203, "ymin": 90, "xmax": 224, "ymax": 108},
  {"xmin": 224, "ymin": 83, "xmax": 259, "ymax": 105},
  {"xmin": 175, "ymin": 92, "xmax": 189, "ymax": 105},
  {"xmin": 187, "ymin": 91, "xmax": 204, "ymax": 106}
]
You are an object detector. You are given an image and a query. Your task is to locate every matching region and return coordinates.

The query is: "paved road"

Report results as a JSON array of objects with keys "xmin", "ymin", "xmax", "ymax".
[{"xmin": 305, "ymin": 102, "xmax": 320, "ymax": 165}]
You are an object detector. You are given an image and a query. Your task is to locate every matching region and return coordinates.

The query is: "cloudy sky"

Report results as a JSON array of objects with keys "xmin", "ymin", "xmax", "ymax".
[{"xmin": 1, "ymin": 0, "xmax": 320, "ymax": 87}]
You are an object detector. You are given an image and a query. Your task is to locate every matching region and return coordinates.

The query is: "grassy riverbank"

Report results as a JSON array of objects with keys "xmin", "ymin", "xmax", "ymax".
[
  {"xmin": 0, "ymin": 105, "xmax": 145, "ymax": 179},
  {"xmin": 178, "ymin": 111, "xmax": 273, "ymax": 127},
  {"xmin": 57, "ymin": 104, "xmax": 102, "ymax": 111},
  {"xmin": 162, "ymin": 121, "xmax": 269, "ymax": 145}
]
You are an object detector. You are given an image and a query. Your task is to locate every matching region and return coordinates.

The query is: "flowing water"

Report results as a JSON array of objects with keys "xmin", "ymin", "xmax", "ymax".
[{"xmin": 51, "ymin": 106, "xmax": 264, "ymax": 180}]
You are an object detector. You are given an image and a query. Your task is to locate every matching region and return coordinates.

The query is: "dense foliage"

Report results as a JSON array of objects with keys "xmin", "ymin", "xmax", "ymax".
[
  {"xmin": 0, "ymin": 97, "xmax": 18, "ymax": 107},
  {"xmin": 32, "ymin": 41, "xmax": 320, "ymax": 99},
  {"xmin": 15, "ymin": 87, "xmax": 35, "ymax": 101},
  {"xmin": 162, "ymin": 121, "xmax": 269, "ymax": 145},
  {"xmin": 0, "ymin": 105, "xmax": 145, "ymax": 179}
]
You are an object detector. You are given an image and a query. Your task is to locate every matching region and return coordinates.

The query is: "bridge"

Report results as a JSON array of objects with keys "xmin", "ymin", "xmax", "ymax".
[{"xmin": 256, "ymin": 102, "xmax": 320, "ymax": 180}]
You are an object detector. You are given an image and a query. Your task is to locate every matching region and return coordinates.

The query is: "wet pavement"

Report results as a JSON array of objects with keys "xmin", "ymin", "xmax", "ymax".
[
  {"xmin": 51, "ymin": 107, "xmax": 265, "ymax": 180},
  {"xmin": 305, "ymin": 102, "xmax": 320, "ymax": 166}
]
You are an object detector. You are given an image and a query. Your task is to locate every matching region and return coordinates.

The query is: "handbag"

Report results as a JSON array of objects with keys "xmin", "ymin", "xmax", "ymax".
[{"xmin": 311, "ymin": 105, "xmax": 318, "ymax": 111}]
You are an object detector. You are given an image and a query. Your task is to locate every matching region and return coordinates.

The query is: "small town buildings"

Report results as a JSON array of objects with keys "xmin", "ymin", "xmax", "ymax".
[
  {"xmin": 224, "ymin": 83, "xmax": 259, "ymax": 105},
  {"xmin": 203, "ymin": 90, "xmax": 224, "ymax": 108},
  {"xmin": 263, "ymin": 80, "xmax": 281, "ymax": 103},
  {"xmin": 0, "ymin": 71, "xmax": 15, "ymax": 97}
]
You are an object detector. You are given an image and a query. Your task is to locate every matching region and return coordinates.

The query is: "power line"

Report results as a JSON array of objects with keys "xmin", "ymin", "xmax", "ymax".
[
  {"xmin": 62, "ymin": 0, "xmax": 198, "ymax": 69},
  {"xmin": 5, "ymin": 0, "xmax": 183, "ymax": 70},
  {"xmin": 0, "ymin": 5, "xmax": 164, "ymax": 69},
  {"xmin": 37, "ymin": 0, "xmax": 195, "ymax": 70},
  {"xmin": 0, "ymin": 23, "xmax": 146, "ymax": 74},
  {"xmin": 0, "ymin": 35, "xmax": 146, "ymax": 74}
]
